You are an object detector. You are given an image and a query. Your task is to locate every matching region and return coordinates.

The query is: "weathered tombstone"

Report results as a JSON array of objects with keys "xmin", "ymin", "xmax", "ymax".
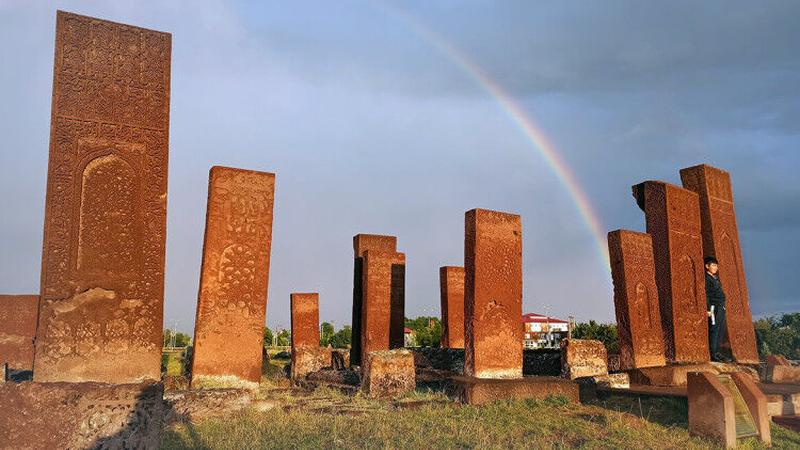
[
  {"xmin": 0, "ymin": 295, "xmax": 39, "ymax": 371},
  {"xmin": 560, "ymin": 339, "xmax": 608, "ymax": 379},
  {"xmin": 731, "ymin": 372, "xmax": 771, "ymax": 446},
  {"xmin": 464, "ymin": 209, "xmax": 523, "ymax": 379},
  {"xmin": 191, "ymin": 166, "xmax": 275, "ymax": 390},
  {"xmin": 362, "ymin": 349, "xmax": 415, "ymax": 398},
  {"xmin": 290, "ymin": 293, "xmax": 328, "ymax": 382},
  {"xmin": 360, "ymin": 250, "xmax": 406, "ymax": 366},
  {"xmin": 350, "ymin": 234, "xmax": 397, "ymax": 367},
  {"xmin": 34, "ymin": 11, "xmax": 171, "ymax": 383},
  {"xmin": 632, "ymin": 181, "xmax": 709, "ymax": 363},
  {"xmin": 607, "ymin": 230, "xmax": 666, "ymax": 369},
  {"xmin": 439, "ymin": 266, "xmax": 465, "ymax": 348},
  {"xmin": 681, "ymin": 164, "xmax": 759, "ymax": 364}
]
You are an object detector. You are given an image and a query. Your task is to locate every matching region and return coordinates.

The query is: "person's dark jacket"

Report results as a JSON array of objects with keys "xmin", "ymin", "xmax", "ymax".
[{"xmin": 705, "ymin": 273, "xmax": 726, "ymax": 308}]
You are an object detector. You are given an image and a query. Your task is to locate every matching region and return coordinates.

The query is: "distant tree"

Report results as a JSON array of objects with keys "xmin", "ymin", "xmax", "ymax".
[
  {"xmin": 277, "ymin": 329, "xmax": 291, "ymax": 347},
  {"xmin": 320, "ymin": 322, "xmax": 335, "ymax": 346},
  {"xmin": 754, "ymin": 313, "xmax": 800, "ymax": 360},
  {"xmin": 329, "ymin": 325, "xmax": 352, "ymax": 349},
  {"xmin": 162, "ymin": 329, "xmax": 192, "ymax": 347},
  {"xmin": 263, "ymin": 326, "xmax": 274, "ymax": 347},
  {"xmin": 571, "ymin": 321, "xmax": 619, "ymax": 352},
  {"xmin": 404, "ymin": 316, "xmax": 442, "ymax": 347}
]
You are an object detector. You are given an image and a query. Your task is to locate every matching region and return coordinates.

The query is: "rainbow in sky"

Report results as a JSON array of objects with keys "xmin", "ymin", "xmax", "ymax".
[{"xmin": 372, "ymin": 1, "xmax": 610, "ymax": 269}]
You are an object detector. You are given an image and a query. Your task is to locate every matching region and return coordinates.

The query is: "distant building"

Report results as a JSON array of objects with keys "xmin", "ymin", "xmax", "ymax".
[
  {"xmin": 522, "ymin": 313, "xmax": 570, "ymax": 349},
  {"xmin": 404, "ymin": 328, "xmax": 416, "ymax": 347}
]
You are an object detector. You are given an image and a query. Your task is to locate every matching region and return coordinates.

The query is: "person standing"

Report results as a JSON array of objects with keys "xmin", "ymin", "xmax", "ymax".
[{"xmin": 705, "ymin": 256, "xmax": 728, "ymax": 362}]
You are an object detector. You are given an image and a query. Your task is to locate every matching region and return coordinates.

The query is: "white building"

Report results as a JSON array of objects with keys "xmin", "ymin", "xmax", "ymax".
[{"xmin": 522, "ymin": 313, "xmax": 571, "ymax": 349}]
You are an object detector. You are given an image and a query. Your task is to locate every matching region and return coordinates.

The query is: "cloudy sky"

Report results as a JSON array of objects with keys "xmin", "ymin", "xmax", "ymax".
[{"xmin": 1, "ymin": 0, "xmax": 798, "ymax": 334}]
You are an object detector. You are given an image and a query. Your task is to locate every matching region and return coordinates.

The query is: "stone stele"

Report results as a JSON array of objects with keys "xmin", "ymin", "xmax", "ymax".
[
  {"xmin": 0, "ymin": 295, "xmax": 39, "ymax": 371},
  {"xmin": 560, "ymin": 338, "xmax": 608, "ymax": 379},
  {"xmin": 687, "ymin": 372, "xmax": 736, "ymax": 449},
  {"xmin": 362, "ymin": 349, "xmax": 416, "ymax": 398},
  {"xmin": 633, "ymin": 181, "xmax": 709, "ymax": 363},
  {"xmin": 439, "ymin": 266, "xmax": 465, "ymax": 348},
  {"xmin": 0, "ymin": 381, "xmax": 163, "ymax": 450},
  {"xmin": 191, "ymin": 166, "xmax": 275, "ymax": 390},
  {"xmin": 681, "ymin": 164, "xmax": 759, "ymax": 364},
  {"xmin": 350, "ymin": 234, "xmax": 397, "ymax": 367},
  {"xmin": 608, "ymin": 230, "xmax": 666, "ymax": 370},
  {"xmin": 291, "ymin": 293, "xmax": 320, "ymax": 348},
  {"xmin": 464, "ymin": 208, "xmax": 523, "ymax": 379},
  {"xmin": 35, "ymin": 11, "xmax": 171, "ymax": 383},
  {"xmin": 360, "ymin": 250, "xmax": 406, "ymax": 366}
]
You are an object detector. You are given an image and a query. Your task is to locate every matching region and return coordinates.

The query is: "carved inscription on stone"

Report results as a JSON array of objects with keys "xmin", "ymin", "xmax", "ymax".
[
  {"xmin": 632, "ymin": 181, "xmax": 709, "ymax": 363},
  {"xmin": 35, "ymin": 11, "xmax": 171, "ymax": 383},
  {"xmin": 361, "ymin": 250, "xmax": 406, "ymax": 367},
  {"xmin": 191, "ymin": 167, "xmax": 275, "ymax": 390},
  {"xmin": 291, "ymin": 293, "xmax": 320, "ymax": 349},
  {"xmin": 350, "ymin": 234, "xmax": 397, "ymax": 367},
  {"xmin": 464, "ymin": 209, "xmax": 523, "ymax": 378},
  {"xmin": 608, "ymin": 230, "xmax": 666, "ymax": 370},
  {"xmin": 439, "ymin": 266, "xmax": 465, "ymax": 348},
  {"xmin": 0, "ymin": 295, "xmax": 39, "ymax": 371},
  {"xmin": 681, "ymin": 164, "xmax": 758, "ymax": 364}
]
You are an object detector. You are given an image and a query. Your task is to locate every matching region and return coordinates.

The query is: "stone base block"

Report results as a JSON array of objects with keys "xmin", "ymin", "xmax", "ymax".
[
  {"xmin": 688, "ymin": 372, "xmax": 736, "ymax": 449},
  {"xmin": 446, "ymin": 375, "xmax": 579, "ymax": 405},
  {"xmin": 574, "ymin": 373, "xmax": 629, "ymax": 402},
  {"xmin": 162, "ymin": 375, "xmax": 190, "ymax": 392},
  {"xmin": 764, "ymin": 365, "xmax": 800, "ymax": 384},
  {"xmin": 629, "ymin": 362, "xmax": 758, "ymax": 387},
  {"xmin": 0, "ymin": 381, "xmax": 163, "ymax": 450},
  {"xmin": 163, "ymin": 388, "xmax": 253, "ymax": 424},
  {"xmin": 291, "ymin": 347, "xmax": 332, "ymax": 383},
  {"xmin": 561, "ymin": 339, "xmax": 608, "ymax": 379},
  {"xmin": 362, "ymin": 349, "xmax": 415, "ymax": 398}
]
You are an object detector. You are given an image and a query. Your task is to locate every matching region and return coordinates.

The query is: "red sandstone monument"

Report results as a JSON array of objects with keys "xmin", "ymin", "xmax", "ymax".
[
  {"xmin": 350, "ymin": 234, "xmax": 398, "ymax": 366},
  {"xmin": 290, "ymin": 293, "xmax": 330, "ymax": 382},
  {"xmin": 360, "ymin": 250, "xmax": 406, "ymax": 366},
  {"xmin": 191, "ymin": 166, "xmax": 275, "ymax": 390},
  {"xmin": 34, "ymin": 11, "xmax": 171, "ymax": 383},
  {"xmin": 680, "ymin": 164, "xmax": 759, "ymax": 364},
  {"xmin": 0, "ymin": 295, "xmax": 39, "ymax": 371},
  {"xmin": 633, "ymin": 181, "xmax": 709, "ymax": 363},
  {"xmin": 608, "ymin": 230, "xmax": 666, "ymax": 369},
  {"xmin": 439, "ymin": 266, "xmax": 465, "ymax": 348},
  {"xmin": 464, "ymin": 209, "xmax": 523, "ymax": 378}
]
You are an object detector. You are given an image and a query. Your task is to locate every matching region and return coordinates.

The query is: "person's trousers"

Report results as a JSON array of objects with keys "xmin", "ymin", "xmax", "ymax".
[{"xmin": 709, "ymin": 305, "xmax": 727, "ymax": 355}]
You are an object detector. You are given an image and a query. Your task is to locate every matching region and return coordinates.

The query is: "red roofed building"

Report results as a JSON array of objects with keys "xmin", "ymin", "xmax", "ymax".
[{"xmin": 522, "ymin": 313, "xmax": 572, "ymax": 349}]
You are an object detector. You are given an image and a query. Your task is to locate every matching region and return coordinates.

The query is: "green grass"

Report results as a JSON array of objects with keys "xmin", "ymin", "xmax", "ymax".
[{"xmin": 160, "ymin": 388, "xmax": 800, "ymax": 450}]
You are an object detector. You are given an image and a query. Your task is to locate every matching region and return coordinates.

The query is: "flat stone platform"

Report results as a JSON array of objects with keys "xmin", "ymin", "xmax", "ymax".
[
  {"xmin": 445, "ymin": 376, "xmax": 579, "ymax": 405},
  {"xmin": 627, "ymin": 362, "xmax": 758, "ymax": 387}
]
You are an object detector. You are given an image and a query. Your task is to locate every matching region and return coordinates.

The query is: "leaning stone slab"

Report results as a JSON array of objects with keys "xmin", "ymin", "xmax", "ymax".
[
  {"xmin": 291, "ymin": 347, "xmax": 332, "ymax": 383},
  {"xmin": 163, "ymin": 388, "xmax": 253, "ymax": 424},
  {"xmin": 362, "ymin": 349, "xmax": 415, "ymax": 398},
  {"xmin": 765, "ymin": 354, "xmax": 791, "ymax": 366},
  {"xmin": 681, "ymin": 165, "xmax": 758, "ymax": 364},
  {"xmin": 561, "ymin": 339, "xmax": 608, "ymax": 379},
  {"xmin": 0, "ymin": 295, "xmax": 38, "ymax": 371},
  {"xmin": 731, "ymin": 373, "xmax": 771, "ymax": 446},
  {"xmin": 446, "ymin": 375, "xmax": 579, "ymax": 406},
  {"xmin": 0, "ymin": 381, "xmax": 163, "ymax": 450},
  {"xmin": 688, "ymin": 372, "xmax": 736, "ymax": 448},
  {"xmin": 632, "ymin": 181, "xmax": 709, "ymax": 363},
  {"xmin": 191, "ymin": 166, "xmax": 275, "ymax": 391},
  {"xmin": 764, "ymin": 365, "xmax": 800, "ymax": 384},
  {"xmin": 36, "ymin": 11, "xmax": 171, "ymax": 383}
]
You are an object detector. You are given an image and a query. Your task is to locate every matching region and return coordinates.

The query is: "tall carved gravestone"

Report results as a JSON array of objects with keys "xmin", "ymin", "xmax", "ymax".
[
  {"xmin": 350, "ymin": 234, "xmax": 397, "ymax": 366},
  {"xmin": 680, "ymin": 164, "xmax": 758, "ymax": 364},
  {"xmin": 464, "ymin": 209, "xmax": 523, "ymax": 378},
  {"xmin": 0, "ymin": 295, "xmax": 39, "ymax": 371},
  {"xmin": 360, "ymin": 250, "xmax": 406, "ymax": 366},
  {"xmin": 35, "ymin": 11, "xmax": 171, "ymax": 383},
  {"xmin": 632, "ymin": 181, "xmax": 709, "ymax": 363},
  {"xmin": 191, "ymin": 167, "xmax": 275, "ymax": 390},
  {"xmin": 291, "ymin": 293, "xmax": 319, "ymax": 348},
  {"xmin": 608, "ymin": 230, "xmax": 666, "ymax": 369},
  {"xmin": 439, "ymin": 266, "xmax": 465, "ymax": 348}
]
